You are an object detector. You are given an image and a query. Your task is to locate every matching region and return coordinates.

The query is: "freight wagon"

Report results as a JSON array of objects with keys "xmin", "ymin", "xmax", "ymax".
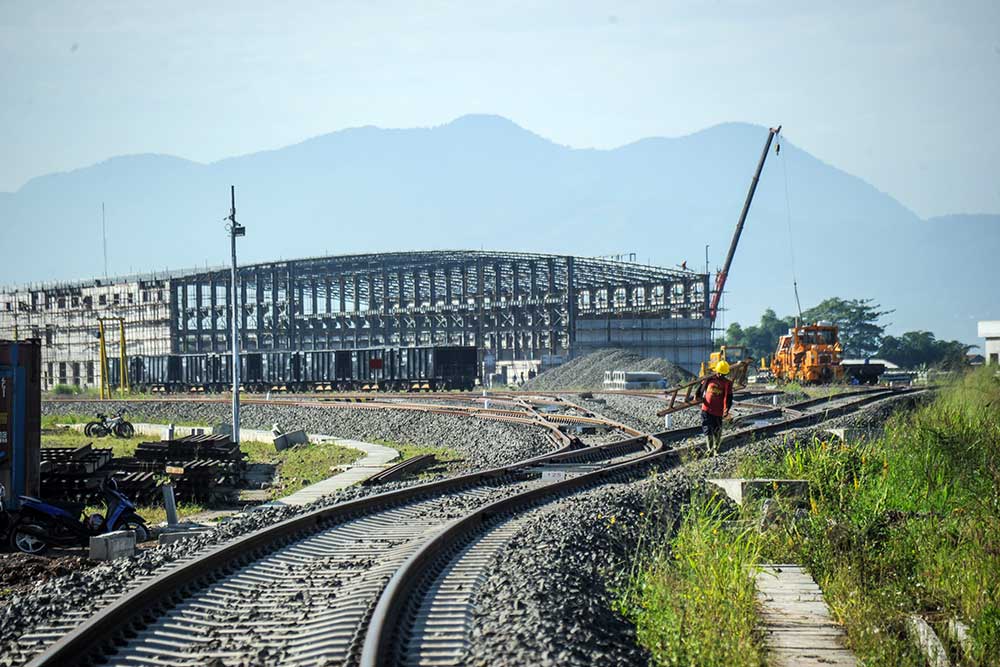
[{"xmin": 108, "ymin": 346, "xmax": 478, "ymax": 393}]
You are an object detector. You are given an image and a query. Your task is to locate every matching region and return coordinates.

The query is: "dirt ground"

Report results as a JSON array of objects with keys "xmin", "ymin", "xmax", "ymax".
[{"xmin": 0, "ymin": 553, "xmax": 97, "ymax": 600}]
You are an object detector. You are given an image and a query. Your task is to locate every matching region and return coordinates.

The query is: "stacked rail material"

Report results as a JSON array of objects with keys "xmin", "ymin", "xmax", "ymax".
[
  {"xmin": 135, "ymin": 434, "xmax": 242, "ymax": 462},
  {"xmin": 104, "ymin": 457, "xmax": 161, "ymax": 504},
  {"xmin": 39, "ymin": 445, "xmax": 114, "ymax": 503},
  {"xmin": 38, "ymin": 435, "xmax": 247, "ymax": 505},
  {"xmin": 163, "ymin": 460, "xmax": 233, "ymax": 501},
  {"xmin": 135, "ymin": 434, "xmax": 246, "ymax": 501},
  {"xmin": 110, "ymin": 470, "xmax": 159, "ymax": 504}
]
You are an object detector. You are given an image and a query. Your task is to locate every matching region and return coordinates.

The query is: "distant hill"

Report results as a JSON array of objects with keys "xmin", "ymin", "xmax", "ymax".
[{"xmin": 2, "ymin": 115, "xmax": 997, "ymax": 344}]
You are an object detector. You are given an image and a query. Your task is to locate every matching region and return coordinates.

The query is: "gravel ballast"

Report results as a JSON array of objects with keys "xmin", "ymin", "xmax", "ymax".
[
  {"xmin": 3, "ymin": 400, "xmax": 555, "ymax": 665},
  {"xmin": 570, "ymin": 392, "xmax": 763, "ymax": 433},
  {"xmin": 43, "ymin": 400, "xmax": 551, "ymax": 471},
  {"xmin": 11, "ymin": 393, "xmax": 924, "ymax": 666},
  {"xmin": 464, "ymin": 392, "xmax": 925, "ymax": 666},
  {"xmin": 0, "ymin": 476, "xmax": 505, "ymax": 666}
]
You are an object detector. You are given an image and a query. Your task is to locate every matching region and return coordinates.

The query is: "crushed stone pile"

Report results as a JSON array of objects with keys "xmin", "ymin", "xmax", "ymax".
[{"xmin": 523, "ymin": 349, "xmax": 692, "ymax": 392}]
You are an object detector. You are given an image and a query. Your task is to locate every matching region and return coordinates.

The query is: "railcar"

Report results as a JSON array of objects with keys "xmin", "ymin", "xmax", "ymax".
[{"xmin": 107, "ymin": 345, "xmax": 479, "ymax": 393}]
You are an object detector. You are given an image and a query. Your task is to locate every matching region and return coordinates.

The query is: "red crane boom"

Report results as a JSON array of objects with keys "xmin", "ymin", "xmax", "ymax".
[{"xmin": 708, "ymin": 124, "xmax": 781, "ymax": 323}]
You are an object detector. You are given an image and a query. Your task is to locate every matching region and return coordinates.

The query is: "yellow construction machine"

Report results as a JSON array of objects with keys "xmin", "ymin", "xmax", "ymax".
[
  {"xmin": 768, "ymin": 322, "xmax": 845, "ymax": 384},
  {"xmin": 700, "ymin": 345, "xmax": 750, "ymax": 384}
]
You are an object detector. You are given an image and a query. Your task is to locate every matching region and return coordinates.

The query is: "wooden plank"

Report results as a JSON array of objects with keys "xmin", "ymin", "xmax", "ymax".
[{"xmin": 756, "ymin": 564, "xmax": 857, "ymax": 667}]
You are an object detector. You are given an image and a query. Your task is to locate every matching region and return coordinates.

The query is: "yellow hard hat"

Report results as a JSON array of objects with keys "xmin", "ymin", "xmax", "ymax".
[{"xmin": 714, "ymin": 360, "xmax": 731, "ymax": 375}]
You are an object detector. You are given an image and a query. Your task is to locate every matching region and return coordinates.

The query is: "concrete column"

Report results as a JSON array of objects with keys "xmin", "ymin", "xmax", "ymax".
[
  {"xmin": 287, "ymin": 264, "xmax": 298, "ymax": 349},
  {"xmin": 271, "ymin": 270, "xmax": 279, "ymax": 349},
  {"xmin": 255, "ymin": 271, "xmax": 264, "ymax": 345},
  {"xmin": 169, "ymin": 281, "xmax": 180, "ymax": 353},
  {"xmin": 209, "ymin": 277, "xmax": 218, "ymax": 352},
  {"xmin": 566, "ymin": 256, "xmax": 576, "ymax": 356},
  {"xmin": 240, "ymin": 273, "xmax": 249, "ymax": 349},
  {"xmin": 194, "ymin": 281, "xmax": 203, "ymax": 353}
]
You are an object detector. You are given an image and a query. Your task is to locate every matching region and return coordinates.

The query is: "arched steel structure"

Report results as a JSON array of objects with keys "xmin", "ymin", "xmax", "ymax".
[
  {"xmin": 0, "ymin": 250, "xmax": 713, "ymax": 388},
  {"xmin": 170, "ymin": 250, "xmax": 709, "ymax": 366}
]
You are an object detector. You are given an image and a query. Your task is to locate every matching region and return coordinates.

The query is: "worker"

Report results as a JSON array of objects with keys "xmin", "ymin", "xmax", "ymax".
[{"xmin": 695, "ymin": 360, "xmax": 733, "ymax": 456}]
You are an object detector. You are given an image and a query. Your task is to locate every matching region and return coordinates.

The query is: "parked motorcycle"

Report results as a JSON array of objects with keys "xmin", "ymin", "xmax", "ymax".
[
  {"xmin": 9, "ymin": 478, "xmax": 148, "ymax": 554},
  {"xmin": 85, "ymin": 409, "xmax": 135, "ymax": 438}
]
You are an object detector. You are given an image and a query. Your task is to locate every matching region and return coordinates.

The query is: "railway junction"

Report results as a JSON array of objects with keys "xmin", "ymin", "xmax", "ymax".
[
  {"xmin": 0, "ymin": 375, "xmax": 923, "ymax": 666},
  {"xmin": 0, "ymin": 132, "xmax": 974, "ymax": 664}
]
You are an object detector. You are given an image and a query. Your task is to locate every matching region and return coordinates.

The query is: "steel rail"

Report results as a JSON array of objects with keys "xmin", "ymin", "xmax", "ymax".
[
  {"xmin": 25, "ymin": 388, "xmax": 912, "ymax": 666},
  {"xmin": 22, "ymin": 428, "xmax": 662, "ymax": 667},
  {"xmin": 361, "ymin": 454, "xmax": 438, "ymax": 486},
  {"xmin": 360, "ymin": 387, "xmax": 918, "ymax": 666}
]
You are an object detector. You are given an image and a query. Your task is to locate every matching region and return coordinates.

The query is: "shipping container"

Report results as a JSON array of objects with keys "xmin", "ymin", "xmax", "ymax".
[{"xmin": 0, "ymin": 339, "xmax": 42, "ymax": 507}]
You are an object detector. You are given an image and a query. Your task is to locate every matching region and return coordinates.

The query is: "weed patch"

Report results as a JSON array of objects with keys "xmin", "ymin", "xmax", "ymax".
[
  {"xmin": 739, "ymin": 368, "xmax": 1000, "ymax": 665},
  {"xmin": 615, "ymin": 496, "xmax": 766, "ymax": 667}
]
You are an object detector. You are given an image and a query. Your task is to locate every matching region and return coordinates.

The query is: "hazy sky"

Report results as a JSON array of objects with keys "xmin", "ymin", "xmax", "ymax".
[{"xmin": 2, "ymin": 1, "xmax": 998, "ymax": 218}]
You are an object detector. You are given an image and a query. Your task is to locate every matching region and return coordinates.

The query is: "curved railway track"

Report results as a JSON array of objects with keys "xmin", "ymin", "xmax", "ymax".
[{"xmin": 23, "ymin": 387, "xmax": 910, "ymax": 667}]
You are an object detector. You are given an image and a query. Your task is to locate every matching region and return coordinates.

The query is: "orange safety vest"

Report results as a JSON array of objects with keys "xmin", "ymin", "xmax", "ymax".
[{"xmin": 700, "ymin": 376, "xmax": 733, "ymax": 417}]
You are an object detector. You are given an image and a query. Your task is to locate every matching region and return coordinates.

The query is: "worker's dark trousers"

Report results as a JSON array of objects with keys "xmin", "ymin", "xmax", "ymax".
[{"xmin": 701, "ymin": 411, "xmax": 723, "ymax": 456}]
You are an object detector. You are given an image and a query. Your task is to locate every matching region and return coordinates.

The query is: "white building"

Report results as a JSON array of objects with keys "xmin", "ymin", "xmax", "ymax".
[{"xmin": 979, "ymin": 321, "xmax": 1000, "ymax": 365}]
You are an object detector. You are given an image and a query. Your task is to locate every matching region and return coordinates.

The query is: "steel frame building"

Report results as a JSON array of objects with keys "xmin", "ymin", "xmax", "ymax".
[{"xmin": 0, "ymin": 250, "xmax": 712, "ymax": 388}]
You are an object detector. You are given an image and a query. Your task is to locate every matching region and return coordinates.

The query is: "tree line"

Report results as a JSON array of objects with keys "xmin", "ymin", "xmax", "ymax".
[{"xmin": 724, "ymin": 297, "xmax": 973, "ymax": 370}]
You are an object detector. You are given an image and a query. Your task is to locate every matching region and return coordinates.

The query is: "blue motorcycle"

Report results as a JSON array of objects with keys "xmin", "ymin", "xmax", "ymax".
[{"xmin": 10, "ymin": 478, "xmax": 148, "ymax": 554}]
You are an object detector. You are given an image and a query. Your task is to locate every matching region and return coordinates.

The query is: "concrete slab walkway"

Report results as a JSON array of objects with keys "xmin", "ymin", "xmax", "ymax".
[
  {"xmin": 756, "ymin": 564, "xmax": 858, "ymax": 667},
  {"xmin": 256, "ymin": 437, "xmax": 399, "ymax": 508}
]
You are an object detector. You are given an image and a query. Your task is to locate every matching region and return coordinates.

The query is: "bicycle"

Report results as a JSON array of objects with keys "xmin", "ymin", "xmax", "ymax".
[{"xmin": 84, "ymin": 409, "xmax": 135, "ymax": 438}]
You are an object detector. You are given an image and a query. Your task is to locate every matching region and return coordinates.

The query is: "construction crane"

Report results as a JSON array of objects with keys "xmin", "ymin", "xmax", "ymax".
[{"xmin": 707, "ymin": 125, "xmax": 782, "ymax": 323}]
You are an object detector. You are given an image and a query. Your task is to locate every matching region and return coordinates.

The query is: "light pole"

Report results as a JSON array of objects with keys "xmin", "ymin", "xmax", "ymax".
[{"xmin": 226, "ymin": 186, "xmax": 245, "ymax": 446}]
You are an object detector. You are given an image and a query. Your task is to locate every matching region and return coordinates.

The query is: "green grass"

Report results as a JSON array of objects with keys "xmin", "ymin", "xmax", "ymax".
[
  {"xmin": 738, "ymin": 367, "xmax": 1000, "ymax": 665},
  {"xmin": 615, "ymin": 496, "xmax": 766, "ymax": 667},
  {"xmin": 43, "ymin": 413, "xmax": 217, "ymax": 428},
  {"xmin": 41, "ymin": 425, "xmax": 149, "ymax": 458},
  {"xmin": 259, "ymin": 440, "xmax": 364, "ymax": 497},
  {"xmin": 42, "ymin": 414, "xmax": 96, "ymax": 426},
  {"xmin": 383, "ymin": 441, "xmax": 464, "ymax": 478}
]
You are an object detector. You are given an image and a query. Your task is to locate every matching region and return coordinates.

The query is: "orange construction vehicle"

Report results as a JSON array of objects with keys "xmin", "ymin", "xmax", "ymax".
[{"xmin": 769, "ymin": 322, "xmax": 845, "ymax": 384}]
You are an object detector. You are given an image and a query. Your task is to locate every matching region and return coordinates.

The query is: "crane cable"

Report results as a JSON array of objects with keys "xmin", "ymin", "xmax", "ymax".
[{"xmin": 777, "ymin": 136, "xmax": 803, "ymax": 320}]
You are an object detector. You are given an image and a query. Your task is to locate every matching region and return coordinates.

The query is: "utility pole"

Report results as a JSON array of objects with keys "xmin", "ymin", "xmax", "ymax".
[{"xmin": 227, "ymin": 186, "xmax": 245, "ymax": 446}]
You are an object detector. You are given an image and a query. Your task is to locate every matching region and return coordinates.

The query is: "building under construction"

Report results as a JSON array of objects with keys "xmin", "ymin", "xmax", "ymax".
[{"xmin": 0, "ymin": 250, "xmax": 712, "ymax": 389}]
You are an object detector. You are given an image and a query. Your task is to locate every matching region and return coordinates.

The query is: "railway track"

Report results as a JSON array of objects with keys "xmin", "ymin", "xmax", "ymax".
[
  {"xmin": 360, "ymin": 387, "xmax": 910, "ymax": 667},
  {"xmin": 23, "ymin": 387, "xmax": 909, "ymax": 667}
]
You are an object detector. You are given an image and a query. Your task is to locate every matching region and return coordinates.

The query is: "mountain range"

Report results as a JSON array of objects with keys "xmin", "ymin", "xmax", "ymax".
[{"xmin": 3, "ymin": 115, "xmax": 997, "ymax": 345}]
